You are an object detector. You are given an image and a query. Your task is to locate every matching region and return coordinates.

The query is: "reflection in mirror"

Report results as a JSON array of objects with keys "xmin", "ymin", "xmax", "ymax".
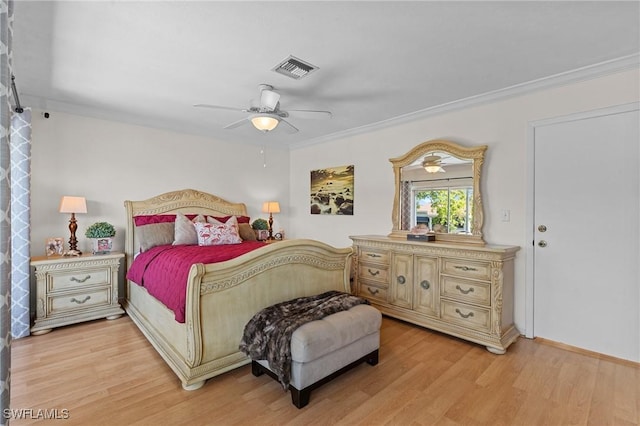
[{"xmin": 389, "ymin": 140, "xmax": 487, "ymax": 245}]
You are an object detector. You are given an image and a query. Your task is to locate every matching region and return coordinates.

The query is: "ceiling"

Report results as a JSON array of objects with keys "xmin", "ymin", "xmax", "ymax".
[{"xmin": 12, "ymin": 1, "xmax": 640, "ymax": 148}]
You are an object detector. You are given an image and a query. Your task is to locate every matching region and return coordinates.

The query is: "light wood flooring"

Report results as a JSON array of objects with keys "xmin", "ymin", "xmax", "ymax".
[{"xmin": 9, "ymin": 315, "xmax": 639, "ymax": 426}]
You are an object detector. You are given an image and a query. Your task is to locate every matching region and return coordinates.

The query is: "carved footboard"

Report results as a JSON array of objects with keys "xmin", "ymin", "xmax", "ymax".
[
  {"xmin": 124, "ymin": 189, "xmax": 352, "ymax": 390},
  {"xmin": 125, "ymin": 239, "xmax": 352, "ymax": 390}
]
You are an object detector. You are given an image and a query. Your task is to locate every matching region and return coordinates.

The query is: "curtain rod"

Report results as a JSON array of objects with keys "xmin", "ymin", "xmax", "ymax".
[{"xmin": 11, "ymin": 75, "xmax": 24, "ymax": 113}]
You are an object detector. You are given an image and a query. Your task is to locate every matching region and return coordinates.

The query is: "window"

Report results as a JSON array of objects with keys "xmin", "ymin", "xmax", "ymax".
[{"xmin": 412, "ymin": 180, "xmax": 473, "ymax": 234}]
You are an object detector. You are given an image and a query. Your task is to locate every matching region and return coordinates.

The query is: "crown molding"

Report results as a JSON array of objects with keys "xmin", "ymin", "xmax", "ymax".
[{"xmin": 290, "ymin": 54, "xmax": 640, "ymax": 150}]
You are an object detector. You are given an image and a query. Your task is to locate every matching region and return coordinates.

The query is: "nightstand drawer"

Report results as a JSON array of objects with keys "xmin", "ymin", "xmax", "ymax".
[
  {"xmin": 48, "ymin": 287, "xmax": 112, "ymax": 316},
  {"xmin": 441, "ymin": 300, "xmax": 491, "ymax": 332},
  {"xmin": 48, "ymin": 267, "xmax": 111, "ymax": 292},
  {"xmin": 441, "ymin": 276, "xmax": 491, "ymax": 306},
  {"xmin": 441, "ymin": 258, "xmax": 491, "ymax": 281}
]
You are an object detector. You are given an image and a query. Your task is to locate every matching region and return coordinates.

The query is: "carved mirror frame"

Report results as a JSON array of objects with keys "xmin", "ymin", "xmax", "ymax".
[{"xmin": 389, "ymin": 139, "xmax": 487, "ymax": 245}]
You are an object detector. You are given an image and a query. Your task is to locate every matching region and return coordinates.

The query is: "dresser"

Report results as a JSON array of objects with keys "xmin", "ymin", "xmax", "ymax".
[
  {"xmin": 350, "ymin": 235, "xmax": 520, "ymax": 354},
  {"xmin": 31, "ymin": 252, "xmax": 125, "ymax": 335}
]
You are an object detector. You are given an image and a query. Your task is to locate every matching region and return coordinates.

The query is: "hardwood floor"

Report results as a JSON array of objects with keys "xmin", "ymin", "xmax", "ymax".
[{"xmin": 9, "ymin": 315, "xmax": 639, "ymax": 426}]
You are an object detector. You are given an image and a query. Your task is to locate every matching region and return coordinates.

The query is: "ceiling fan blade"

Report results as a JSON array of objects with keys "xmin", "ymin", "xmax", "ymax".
[
  {"xmin": 278, "ymin": 119, "xmax": 298, "ymax": 134},
  {"xmin": 286, "ymin": 109, "xmax": 332, "ymax": 120},
  {"xmin": 223, "ymin": 117, "xmax": 249, "ymax": 129},
  {"xmin": 260, "ymin": 89, "xmax": 281, "ymax": 111},
  {"xmin": 194, "ymin": 104, "xmax": 246, "ymax": 113}
]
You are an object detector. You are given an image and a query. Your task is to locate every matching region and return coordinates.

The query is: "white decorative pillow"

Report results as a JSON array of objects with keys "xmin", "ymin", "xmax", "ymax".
[
  {"xmin": 173, "ymin": 213, "xmax": 206, "ymax": 245},
  {"xmin": 195, "ymin": 216, "xmax": 242, "ymax": 246}
]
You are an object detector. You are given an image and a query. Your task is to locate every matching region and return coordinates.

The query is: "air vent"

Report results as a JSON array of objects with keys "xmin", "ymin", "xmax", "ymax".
[{"xmin": 272, "ymin": 56, "xmax": 318, "ymax": 80}]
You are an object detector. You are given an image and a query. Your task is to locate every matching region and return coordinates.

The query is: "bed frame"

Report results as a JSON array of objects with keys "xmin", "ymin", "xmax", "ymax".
[{"xmin": 124, "ymin": 189, "xmax": 353, "ymax": 390}]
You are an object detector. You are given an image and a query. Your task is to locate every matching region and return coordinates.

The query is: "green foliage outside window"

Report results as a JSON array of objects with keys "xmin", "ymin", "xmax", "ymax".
[{"xmin": 415, "ymin": 187, "xmax": 472, "ymax": 232}]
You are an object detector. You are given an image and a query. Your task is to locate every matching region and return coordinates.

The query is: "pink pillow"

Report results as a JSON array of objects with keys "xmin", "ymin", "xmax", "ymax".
[{"xmin": 194, "ymin": 216, "xmax": 242, "ymax": 246}]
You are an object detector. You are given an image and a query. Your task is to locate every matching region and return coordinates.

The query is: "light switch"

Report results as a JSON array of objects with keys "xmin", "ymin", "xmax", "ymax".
[{"xmin": 501, "ymin": 209, "xmax": 511, "ymax": 222}]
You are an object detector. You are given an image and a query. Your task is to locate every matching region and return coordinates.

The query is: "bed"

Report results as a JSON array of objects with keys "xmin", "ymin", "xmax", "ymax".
[{"xmin": 123, "ymin": 189, "xmax": 353, "ymax": 390}]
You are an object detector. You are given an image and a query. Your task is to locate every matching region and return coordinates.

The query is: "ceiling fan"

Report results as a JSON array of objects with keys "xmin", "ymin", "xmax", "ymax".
[
  {"xmin": 194, "ymin": 84, "xmax": 332, "ymax": 133},
  {"xmin": 422, "ymin": 155, "xmax": 446, "ymax": 173}
]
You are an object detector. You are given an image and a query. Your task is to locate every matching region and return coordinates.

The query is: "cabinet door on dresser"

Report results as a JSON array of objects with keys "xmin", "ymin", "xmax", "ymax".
[
  {"xmin": 413, "ymin": 255, "xmax": 438, "ymax": 317},
  {"xmin": 390, "ymin": 253, "xmax": 412, "ymax": 308}
]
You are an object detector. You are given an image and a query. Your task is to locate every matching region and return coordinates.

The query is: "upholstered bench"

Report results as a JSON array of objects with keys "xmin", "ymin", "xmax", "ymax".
[{"xmin": 251, "ymin": 303, "xmax": 382, "ymax": 408}]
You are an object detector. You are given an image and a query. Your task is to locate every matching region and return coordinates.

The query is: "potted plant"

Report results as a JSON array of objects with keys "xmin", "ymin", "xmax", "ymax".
[
  {"xmin": 85, "ymin": 221, "xmax": 116, "ymax": 254},
  {"xmin": 251, "ymin": 218, "xmax": 269, "ymax": 241}
]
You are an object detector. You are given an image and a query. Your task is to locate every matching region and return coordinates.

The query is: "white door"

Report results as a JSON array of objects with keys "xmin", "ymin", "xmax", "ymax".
[{"xmin": 533, "ymin": 105, "xmax": 639, "ymax": 362}]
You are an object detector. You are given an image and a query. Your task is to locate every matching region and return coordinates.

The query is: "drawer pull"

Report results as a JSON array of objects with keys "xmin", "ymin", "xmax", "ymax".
[
  {"xmin": 397, "ymin": 275, "xmax": 406, "ymax": 285},
  {"xmin": 366, "ymin": 253, "xmax": 382, "ymax": 258},
  {"xmin": 367, "ymin": 287, "xmax": 380, "ymax": 296},
  {"xmin": 367, "ymin": 269, "xmax": 380, "ymax": 277},
  {"xmin": 454, "ymin": 266, "xmax": 477, "ymax": 272},
  {"xmin": 70, "ymin": 295, "xmax": 91, "ymax": 304},
  {"xmin": 420, "ymin": 280, "xmax": 430, "ymax": 290},
  {"xmin": 455, "ymin": 308, "xmax": 474, "ymax": 319},
  {"xmin": 455, "ymin": 285, "xmax": 474, "ymax": 295},
  {"xmin": 70, "ymin": 275, "xmax": 91, "ymax": 283}
]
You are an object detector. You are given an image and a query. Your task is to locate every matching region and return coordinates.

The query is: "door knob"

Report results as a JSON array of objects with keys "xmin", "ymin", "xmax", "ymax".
[
  {"xmin": 538, "ymin": 225, "xmax": 547, "ymax": 232},
  {"xmin": 538, "ymin": 240, "xmax": 547, "ymax": 248}
]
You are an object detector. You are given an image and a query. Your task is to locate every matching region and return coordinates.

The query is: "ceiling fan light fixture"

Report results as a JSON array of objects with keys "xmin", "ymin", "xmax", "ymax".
[
  {"xmin": 422, "ymin": 155, "xmax": 445, "ymax": 173},
  {"xmin": 251, "ymin": 115, "xmax": 279, "ymax": 132}
]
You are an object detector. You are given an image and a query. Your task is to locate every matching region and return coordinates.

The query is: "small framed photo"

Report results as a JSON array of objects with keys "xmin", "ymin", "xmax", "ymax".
[
  {"xmin": 257, "ymin": 230, "xmax": 270, "ymax": 241},
  {"xmin": 46, "ymin": 237, "xmax": 64, "ymax": 257}
]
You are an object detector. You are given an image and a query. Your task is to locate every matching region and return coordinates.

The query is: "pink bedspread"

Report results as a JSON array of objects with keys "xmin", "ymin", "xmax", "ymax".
[{"xmin": 126, "ymin": 242, "xmax": 266, "ymax": 323}]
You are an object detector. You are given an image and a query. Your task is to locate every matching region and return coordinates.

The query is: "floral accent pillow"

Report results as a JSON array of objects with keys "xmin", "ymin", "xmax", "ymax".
[{"xmin": 194, "ymin": 216, "xmax": 242, "ymax": 246}]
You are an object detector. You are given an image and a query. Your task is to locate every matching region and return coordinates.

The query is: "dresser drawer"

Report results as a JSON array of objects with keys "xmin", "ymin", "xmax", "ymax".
[
  {"xmin": 358, "ymin": 281, "xmax": 388, "ymax": 303},
  {"xmin": 48, "ymin": 287, "xmax": 112, "ymax": 316},
  {"xmin": 441, "ymin": 258, "xmax": 491, "ymax": 281},
  {"xmin": 441, "ymin": 276, "xmax": 491, "ymax": 306},
  {"xmin": 440, "ymin": 300, "xmax": 491, "ymax": 332},
  {"xmin": 358, "ymin": 263, "xmax": 389, "ymax": 284},
  {"xmin": 48, "ymin": 267, "xmax": 111, "ymax": 292},
  {"xmin": 359, "ymin": 248, "xmax": 389, "ymax": 265}
]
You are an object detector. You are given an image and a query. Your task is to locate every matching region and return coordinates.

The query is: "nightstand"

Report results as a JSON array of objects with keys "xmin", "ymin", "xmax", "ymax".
[{"xmin": 30, "ymin": 252, "xmax": 125, "ymax": 335}]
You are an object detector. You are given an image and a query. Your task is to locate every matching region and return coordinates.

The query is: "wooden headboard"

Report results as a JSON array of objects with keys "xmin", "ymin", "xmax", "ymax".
[{"xmin": 123, "ymin": 189, "xmax": 248, "ymax": 270}]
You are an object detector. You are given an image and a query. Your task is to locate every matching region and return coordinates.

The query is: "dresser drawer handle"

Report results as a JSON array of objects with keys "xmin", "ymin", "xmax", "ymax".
[
  {"xmin": 70, "ymin": 275, "xmax": 91, "ymax": 283},
  {"xmin": 367, "ymin": 269, "xmax": 380, "ymax": 276},
  {"xmin": 454, "ymin": 266, "xmax": 477, "ymax": 272},
  {"xmin": 70, "ymin": 295, "xmax": 91, "ymax": 304},
  {"xmin": 367, "ymin": 287, "xmax": 380, "ymax": 296},
  {"xmin": 455, "ymin": 308, "xmax": 474, "ymax": 319},
  {"xmin": 366, "ymin": 253, "xmax": 382, "ymax": 258},
  {"xmin": 455, "ymin": 285, "xmax": 474, "ymax": 295},
  {"xmin": 420, "ymin": 280, "xmax": 430, "ymax": 290},
  {"xmin": 396, "ymin": 275, "xmax": 406, "ymax": 285}
]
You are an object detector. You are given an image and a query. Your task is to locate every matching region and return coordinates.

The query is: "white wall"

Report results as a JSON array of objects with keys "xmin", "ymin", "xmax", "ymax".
[
  {"xmin": 289, "ymin": 68, "xmax": 640, "ymax": 334},
  {"xmin": 30, "ymin": 112, "xmax": 290, "ymax": 256}
]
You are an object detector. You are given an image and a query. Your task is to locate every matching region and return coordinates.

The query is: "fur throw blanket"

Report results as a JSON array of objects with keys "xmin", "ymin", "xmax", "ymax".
[{"xmin": 239, "ymin": 290, "xmax": 369, "ymax": 389}]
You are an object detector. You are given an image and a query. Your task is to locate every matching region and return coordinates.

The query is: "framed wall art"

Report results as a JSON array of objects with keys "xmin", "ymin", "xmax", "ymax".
[{"xmin": 310, "ymin": 165, "xmax": 354, "ymax": 215}]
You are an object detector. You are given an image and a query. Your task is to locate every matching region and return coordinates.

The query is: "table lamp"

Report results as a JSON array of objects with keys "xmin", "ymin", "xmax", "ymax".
[
  {"xmin": 261, "ymin": 201, "xmax": 280, "ymax": 240},
  {"xmin": 59, "ymin": 196, "xmax": 87, "ymax": 254}
]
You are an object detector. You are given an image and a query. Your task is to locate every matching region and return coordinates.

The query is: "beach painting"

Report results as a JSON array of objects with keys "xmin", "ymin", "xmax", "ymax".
[{"xmin": 310, "ymin": 165, "xmax": 354, "ymax": 215}]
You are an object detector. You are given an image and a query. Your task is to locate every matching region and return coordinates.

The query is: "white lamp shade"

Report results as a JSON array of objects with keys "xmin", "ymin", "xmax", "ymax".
[
  {"xmin": 59, "ymin": 196, "xmax": 87, "ymax": 214},
  {"xmin": 262, "ymin": 201, "xmax": 281, "ymax": 214},
  {"xmin": 424, "ymin": 165, "xmax": 445, "ymax": 173},
  {"xmin": 251, "ymin": 115, "xmax": 279, "ymax": 132}
]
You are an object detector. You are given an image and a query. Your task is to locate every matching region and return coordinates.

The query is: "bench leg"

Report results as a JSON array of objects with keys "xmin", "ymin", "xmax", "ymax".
[
  {"xmin": 290, "ymin": 386, "xmax": 310, "ymax": 409},
  {"xmin": 251, "ymin": 360, "xmax": 265, "ymax": 377},
  {"xmin": 366, "ymin": 349, "xmax": 379, "ymax": 366}
]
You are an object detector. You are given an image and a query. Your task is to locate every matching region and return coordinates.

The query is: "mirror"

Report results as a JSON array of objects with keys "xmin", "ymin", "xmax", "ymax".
[{"xmin": 389, "ymin": 140, "xmax": 487, "ymax": 245}]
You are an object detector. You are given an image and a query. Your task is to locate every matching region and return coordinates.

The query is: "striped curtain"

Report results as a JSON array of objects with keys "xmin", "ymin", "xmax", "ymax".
[
  {"xmin": 0, "ymin": 0, "xmax": 14, "ymax": 423},
  {"xmin": 10, "ymin": 109, "xmax": 31, "ymax": 339},
  {"xmin": 400, "ymin": 180, "xmax": 411, "ymax": 230}
]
